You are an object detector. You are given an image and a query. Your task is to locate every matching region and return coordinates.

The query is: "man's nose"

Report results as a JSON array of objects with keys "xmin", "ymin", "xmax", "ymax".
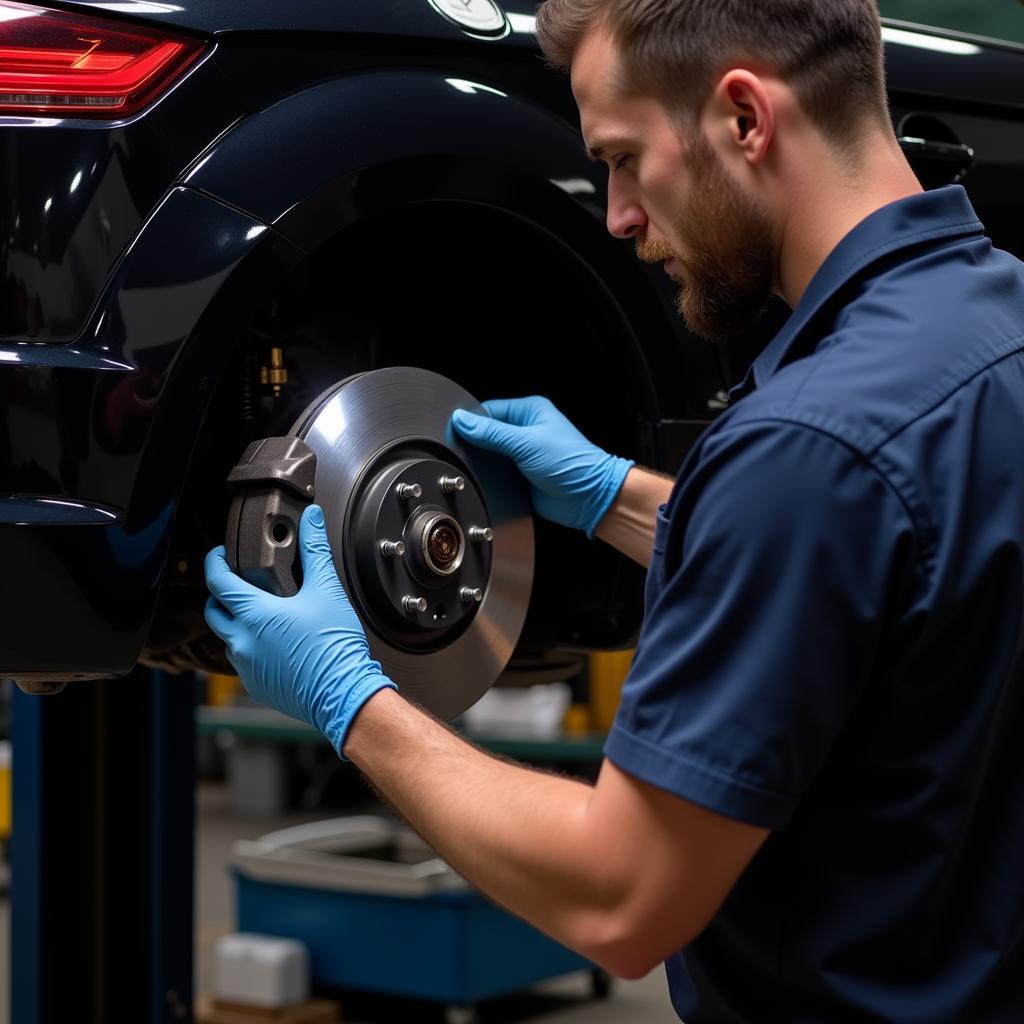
[{"xmin": 606, "ymin": 183, "xmax": 648, "ymax": 239}]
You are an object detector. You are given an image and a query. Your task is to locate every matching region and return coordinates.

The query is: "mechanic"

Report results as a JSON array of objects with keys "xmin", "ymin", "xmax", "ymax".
[{"xmin": 204, "ymin": 1, "xmax": 1024, "ymax": 1019}]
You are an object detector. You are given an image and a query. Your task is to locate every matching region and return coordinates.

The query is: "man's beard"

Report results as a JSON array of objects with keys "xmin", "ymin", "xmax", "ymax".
[{"xmin": 636, "ymin": 133, "xmax": 775, "ymax": 344}]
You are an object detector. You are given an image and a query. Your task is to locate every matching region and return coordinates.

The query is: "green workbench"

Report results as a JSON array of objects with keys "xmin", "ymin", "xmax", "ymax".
[{"xmin": 197, "ymin": 704, "xmax": 608, "ymax": 762}]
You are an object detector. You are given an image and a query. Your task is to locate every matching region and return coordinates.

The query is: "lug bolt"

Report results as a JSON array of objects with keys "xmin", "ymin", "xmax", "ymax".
[
  {"xmin": 402, "ymin": 596, "xmax": 428, "ymax": 614},
  {"xmin": 396, "ymin": 483, "xmax": 422, "ymax": 500},
  {"xmin": 440, "ymin": 475, "xmax": 465, "ymax": 494},
  {"xmin": 460, "ymin": 586, "xmax": 483, "ymax": 604},
  {"xmin": 469, "ymin": 526, "xmax": 493, "ymax": 543},
  {"xmin": 380, "ymin": 540, "xmax": 406, "ymax": 558}
]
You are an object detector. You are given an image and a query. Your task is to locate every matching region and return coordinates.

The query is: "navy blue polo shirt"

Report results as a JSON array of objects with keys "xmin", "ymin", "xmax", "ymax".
[{"xmin": 605, "ymin": 186, "xmax": 1024, "ymax": 1022}]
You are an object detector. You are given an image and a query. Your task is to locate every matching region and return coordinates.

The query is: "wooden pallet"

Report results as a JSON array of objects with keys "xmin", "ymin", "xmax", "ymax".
[{"xmin": 195, "ymin": 995, "xmax": 340, "ymax": 1024}]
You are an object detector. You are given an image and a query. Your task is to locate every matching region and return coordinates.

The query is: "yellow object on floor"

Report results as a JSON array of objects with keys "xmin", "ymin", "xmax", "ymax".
[
  {"xmin": 588, "ymin": 650, "xmax": 635, "ymax": 731},
  {"xmin": 0, "ymin": 740, "xmax": 11, "ymax": 840},
  {"xmin": 563, "ymin": 703, "xmax": 592, "ymax": 734},
  {"xmin": 206, "ymin": 673, "xmax": 242, "ymax": 707}
]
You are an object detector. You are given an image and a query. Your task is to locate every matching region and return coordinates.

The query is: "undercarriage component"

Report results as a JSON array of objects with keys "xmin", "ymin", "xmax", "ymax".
[
  {"xmin": 13, "ymin": 680, "xmax": 68, "ymax": 695},
  {"xmin": 261, "ymin": 345, "xmax": 289, "ymax": 397},
  {"xmin": 225, "ymin": 367, "xmax": 534, "ymax": 720}
]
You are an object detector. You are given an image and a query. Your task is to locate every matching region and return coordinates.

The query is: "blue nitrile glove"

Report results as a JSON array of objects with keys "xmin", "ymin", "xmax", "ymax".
[
  {"xmin": 204, "ymin": 504, "xmax": 395, "ymax": 756},
  {"xmin": 451, "ymin": 397, "xmax": 634, "ymax": 537}
]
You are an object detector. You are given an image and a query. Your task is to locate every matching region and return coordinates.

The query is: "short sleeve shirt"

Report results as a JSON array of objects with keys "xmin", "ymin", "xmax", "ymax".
[{"xmin": 604, "ymin": 186, "xmax": 1024, "ymax": 1022}]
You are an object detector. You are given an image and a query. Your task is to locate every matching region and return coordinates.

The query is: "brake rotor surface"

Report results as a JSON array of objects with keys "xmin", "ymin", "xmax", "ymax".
[{"xmin": 292, "ymin": 367, "xmax": 534, "ymax": 720}]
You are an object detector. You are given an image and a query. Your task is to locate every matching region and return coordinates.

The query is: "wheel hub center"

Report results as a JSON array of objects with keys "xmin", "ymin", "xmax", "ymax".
[{"xmin": 420, "ymin": 515, "xmax": 463, "ymax": 575}]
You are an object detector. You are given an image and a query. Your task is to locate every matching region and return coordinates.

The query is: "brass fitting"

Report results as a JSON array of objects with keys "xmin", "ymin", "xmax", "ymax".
[{"xmin": 262, "ymin": 346, "xmax": 288, "ymax": 397}]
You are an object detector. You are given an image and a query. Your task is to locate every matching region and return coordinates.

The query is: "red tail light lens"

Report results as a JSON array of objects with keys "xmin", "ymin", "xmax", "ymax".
[{"xmin": 0, "ymin": 1, "xmax": 205, "ymax": 116}]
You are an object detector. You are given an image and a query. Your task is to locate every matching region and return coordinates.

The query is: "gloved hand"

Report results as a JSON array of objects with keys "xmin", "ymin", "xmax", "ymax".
[
  {"xmin": 452, "ymin": 397, "xmax": 634, "ymax": 537},
  {"xmin": 204, "ymin": 504, "xmax": 395, "ymax": 756}
]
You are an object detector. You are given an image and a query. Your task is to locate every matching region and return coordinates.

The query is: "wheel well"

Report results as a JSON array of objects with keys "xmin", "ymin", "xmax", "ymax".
[{"xmin": 143, "ymin": 201, "xmax": 655, "ymax": 672}]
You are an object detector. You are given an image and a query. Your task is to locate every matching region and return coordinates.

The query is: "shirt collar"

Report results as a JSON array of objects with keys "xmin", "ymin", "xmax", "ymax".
[{"xmin": 730, "ymin": 185, "xmax": 985, "ymax": 401}]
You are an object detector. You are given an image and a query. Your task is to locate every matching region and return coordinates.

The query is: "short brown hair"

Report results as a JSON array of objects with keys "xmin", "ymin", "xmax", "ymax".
[{"xmin": 536, "ymin": 0, "xmax": 890, "ymax": 148}]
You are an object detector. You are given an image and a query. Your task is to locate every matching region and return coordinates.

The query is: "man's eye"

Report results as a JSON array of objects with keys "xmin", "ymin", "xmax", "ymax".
[{"xmin": 613, "ymin": 154, "xmax": 631, "ymax": 171}]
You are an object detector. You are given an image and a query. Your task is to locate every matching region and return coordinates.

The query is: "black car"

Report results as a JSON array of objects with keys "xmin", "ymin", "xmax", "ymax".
[{"xmin": 2, "ymin": 1, "xmax": 1023, "ymax": 689}]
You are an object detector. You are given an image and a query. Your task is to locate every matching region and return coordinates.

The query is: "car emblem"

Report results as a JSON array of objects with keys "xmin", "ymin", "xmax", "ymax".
[{"xmin": 427, "ymin": 0, "xmax": 509, "ymax": 38}]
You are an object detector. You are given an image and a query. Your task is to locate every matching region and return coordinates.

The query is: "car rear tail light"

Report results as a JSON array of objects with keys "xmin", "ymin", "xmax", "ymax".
[{"xmin": 0, "ymin": 1, "xmax": 205, "ymax": 116}]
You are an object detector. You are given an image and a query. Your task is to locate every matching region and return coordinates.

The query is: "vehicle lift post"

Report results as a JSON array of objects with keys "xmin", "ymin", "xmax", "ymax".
[{"xmin": 10, "ymin": 669, "xmax": 197, "ymax": 1023}]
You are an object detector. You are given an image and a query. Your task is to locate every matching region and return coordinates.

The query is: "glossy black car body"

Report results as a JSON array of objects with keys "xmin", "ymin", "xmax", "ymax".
[{"xmin": 2, "ymin": 3, "xmax": 1023, "ymax": 685}]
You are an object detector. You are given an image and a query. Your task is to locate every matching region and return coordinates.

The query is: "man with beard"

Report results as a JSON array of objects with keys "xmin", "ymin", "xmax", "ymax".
[{"xmin": 204, "ymin": 1, "xmax": 1024, "ymax": 1020}]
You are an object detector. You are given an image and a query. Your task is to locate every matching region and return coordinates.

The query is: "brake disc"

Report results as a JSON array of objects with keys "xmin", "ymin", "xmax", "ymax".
[{"xmin": 225, "ymin": 367, "xmax": 535, "ymax": 720}]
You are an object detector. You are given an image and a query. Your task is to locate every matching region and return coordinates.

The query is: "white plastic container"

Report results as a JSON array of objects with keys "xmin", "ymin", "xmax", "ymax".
[
  {"xmin": 214, "ymin": 932, "xmax": 310, "ymax": 1009},
  {"xmin": 461, "ymin": 682, "xmax": 572, "ymax": 738}
]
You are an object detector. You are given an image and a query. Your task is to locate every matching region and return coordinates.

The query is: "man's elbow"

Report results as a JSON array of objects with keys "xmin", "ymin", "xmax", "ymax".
[
  {"xmin": 577, "ymin": 907, "xmax": 705, "ymax": 980},
  {"xmin": 598, "ymin": 949, "xmax": 661, "ymax": 981}
]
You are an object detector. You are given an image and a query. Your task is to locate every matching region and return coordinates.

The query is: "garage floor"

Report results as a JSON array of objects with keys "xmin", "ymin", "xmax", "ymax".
[{"xmin": 0, "ymin": 781, "xmax": 679, "ymax": 1023}]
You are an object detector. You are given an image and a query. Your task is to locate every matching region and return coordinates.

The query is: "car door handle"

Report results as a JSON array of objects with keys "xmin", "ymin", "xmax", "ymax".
[{"xmin": 898, "ymin": 136, "xmax": 975, "ymax": 173}]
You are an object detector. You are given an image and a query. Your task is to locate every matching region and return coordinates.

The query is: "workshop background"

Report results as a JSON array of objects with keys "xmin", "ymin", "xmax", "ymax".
[
  {"xmin": 0, "ymin": 661, "xmax": 685, "ymax": 1024},
  {"xmin": 2, "ymin": 1, "xmax": 1023, "ymax": 1023}
]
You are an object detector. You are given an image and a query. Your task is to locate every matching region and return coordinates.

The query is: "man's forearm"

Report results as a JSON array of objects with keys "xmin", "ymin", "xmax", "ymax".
[
  {"xmin": 594, "ymin": 467, "xmax": 675, "ymax": 567},
  {"xmin": 343, "ymin": 688, "xmax": 630, "ymax": 966}
]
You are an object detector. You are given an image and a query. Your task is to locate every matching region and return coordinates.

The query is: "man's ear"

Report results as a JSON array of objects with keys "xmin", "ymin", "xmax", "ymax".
[{"xmin": 706, "ymin": 69, "xmax": 774, "ymax": 166}]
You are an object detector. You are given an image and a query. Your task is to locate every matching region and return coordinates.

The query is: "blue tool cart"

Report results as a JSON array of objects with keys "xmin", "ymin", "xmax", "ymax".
[{"xmin": 230, "ymin": 816, "xmax": 611, "ymax": 1023}]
